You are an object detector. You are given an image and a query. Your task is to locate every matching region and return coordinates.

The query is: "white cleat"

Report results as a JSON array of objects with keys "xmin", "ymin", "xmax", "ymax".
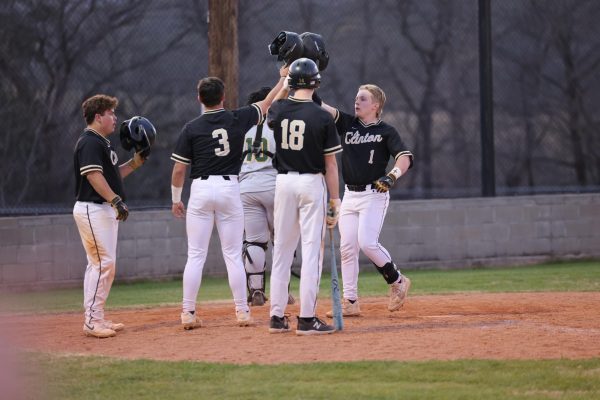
[{"xmin": 388, "ymin": 275, "xmax": 411, "ymax": 312}]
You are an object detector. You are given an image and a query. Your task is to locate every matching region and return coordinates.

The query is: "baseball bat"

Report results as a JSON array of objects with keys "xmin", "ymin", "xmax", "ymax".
[{"xmin": 328, "ymin": 228, "xmax": 343, "ymax": 331}]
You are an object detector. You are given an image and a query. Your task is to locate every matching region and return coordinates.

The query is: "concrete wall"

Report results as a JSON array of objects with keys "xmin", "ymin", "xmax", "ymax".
[{"xmin": 1, "ymin": 193, "xmax": 599, "ymax": 289}]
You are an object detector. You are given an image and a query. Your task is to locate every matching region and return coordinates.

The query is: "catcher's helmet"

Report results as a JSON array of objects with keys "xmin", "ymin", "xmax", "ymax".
[
  {"xmin": 288, "ymin": 58, "xmax": 321, "ymax": 89},
  {"xmin": 300, "ymin": 32, "xmax": 329, "ymax": 71},
  {"xmin": 120, "ymin": 116, "xmax": 156, "ymax": 158},
  {"xmin": 269, "ymin": 31, "xmax": 304, "ymax": 65}
]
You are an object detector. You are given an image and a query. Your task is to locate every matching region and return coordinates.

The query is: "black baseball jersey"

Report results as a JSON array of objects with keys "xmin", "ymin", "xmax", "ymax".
[
  {"xmin": 171, "ymin": 105, "xmax": 262, "ymax": 178},
  {"xmin": 268, "ymin": 97, "xmax": 342, "ymax": 174},
  {"xmin": 334, "ymin": 110, "xmax": 413, "ymax": 185},
  {"xmin": 73, "ymin": 129, "xmax": 124, "ymax": 202}
]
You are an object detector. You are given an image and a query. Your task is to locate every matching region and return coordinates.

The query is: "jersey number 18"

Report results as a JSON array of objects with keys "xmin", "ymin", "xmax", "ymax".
[{"xmin": 280, "ymin": 119, "xmax": 305, "ymax": 150}]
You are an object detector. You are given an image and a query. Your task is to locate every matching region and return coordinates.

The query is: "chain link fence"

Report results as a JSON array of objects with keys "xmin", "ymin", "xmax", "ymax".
[{"xmin": 1, "ymin": 0, "xmax": 599, "ymax": 215}]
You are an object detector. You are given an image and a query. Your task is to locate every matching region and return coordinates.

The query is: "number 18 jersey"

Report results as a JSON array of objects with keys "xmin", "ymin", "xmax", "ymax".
[{"xmin": 268, "ymin": 97, "xmax": 341, "ymax": 174}]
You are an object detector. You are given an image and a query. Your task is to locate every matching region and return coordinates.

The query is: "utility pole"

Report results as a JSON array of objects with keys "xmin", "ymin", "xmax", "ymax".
[
  {"xmin": 208, "ymin": 0, "xmax": 239, "ymax": 109},
  {"xmin": 479, "ymin": 0, "xmax": 496, "ymax": 196}
]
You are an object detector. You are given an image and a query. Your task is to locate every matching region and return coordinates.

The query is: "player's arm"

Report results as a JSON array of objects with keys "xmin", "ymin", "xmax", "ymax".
[
  {"xmin": 119, "ymin": 152, "xmax": 146, "ymax": 179},
  {"xmin": 86, "ymin": 171, "xmax": 118, "ymax": 202},
  {"xmin": 255, "ymin": 65, "xmax": 290, "ymax": 116},
  {"xmin": 373, "ymin": 153, "xmax": 413, "ymax": 193},
  {"xmin": 324, "ymin": 154, "xmax": 341, "ymax": 229},
  {"xmin": 86, "ymin": 172, "xmax": 129, "ymax": 221},
  {"xmin": 320, "ymin": 101, "xmax": 337, "ymax": 119},
  {"xmin": 171, "ymin": 162, "xmax": 187, "ymax": 218}
]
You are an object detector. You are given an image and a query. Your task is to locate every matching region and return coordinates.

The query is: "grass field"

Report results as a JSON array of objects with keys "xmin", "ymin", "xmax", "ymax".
[
  {"xmin": 8, "ymin": 260, "xmax": 600, "ymax": 399},
  {"xmin": 3, "ymin": 260, "xmax": 600, "ymax": 313}
]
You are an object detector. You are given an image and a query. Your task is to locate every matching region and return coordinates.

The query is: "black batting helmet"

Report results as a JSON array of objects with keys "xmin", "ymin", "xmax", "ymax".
[
  {"xmin": 269, "ymin": 31, "xmax": 304, "ymax": 65},
  {"xmin": 288, "ymin": 58, "xmax": 321, "ymax": 89},
  {"xmin": 300, "ymin": 32, "xmax": 329, "ymax": 71},
  {"xmin": 120, "ymin": 116, "xmax": 156, "ymax": 158}
]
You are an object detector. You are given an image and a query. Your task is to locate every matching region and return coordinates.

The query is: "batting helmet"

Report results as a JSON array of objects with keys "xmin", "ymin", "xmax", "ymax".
[
  {"xmin": 269, "ymin": 31, "xmax": 304, "ymax": 65},
  {"xmin": 120, "ymin": 116, "xmax": 156, "ymax": 158},
  {"xmin": 300, "ymin": 32, "xmax": 329, "ymax": 71},
  {"xmin": 288, "ymin": 58, "xmax": 321, "ymax": 90}
]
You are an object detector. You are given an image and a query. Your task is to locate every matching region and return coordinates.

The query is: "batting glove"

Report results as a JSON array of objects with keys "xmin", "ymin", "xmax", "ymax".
[
  {"xmin": 326, "ymin": 198, "xmax": 342, "ymax": 229},
  {"xmin": 373, "ymin": 175, "xmax": 395, "ymax": 193},
  {"xmin": 111, "ymin": 195, "xmax": 129, "ymax": 221}
]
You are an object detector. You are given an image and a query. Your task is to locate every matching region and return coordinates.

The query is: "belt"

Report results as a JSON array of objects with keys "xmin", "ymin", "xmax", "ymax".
[
  {"xmin": 91, "ymin": 200, "xmax": 108, "ymax": 204},
  {"xmin": 200, "ymin": 175, "xmax": 231, "ymax": 180},
  {"xmin": 346, "ymin": 184, "xmax": 372, "ymax": 192}
]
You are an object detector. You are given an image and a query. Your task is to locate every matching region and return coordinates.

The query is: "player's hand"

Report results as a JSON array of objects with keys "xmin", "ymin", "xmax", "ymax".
[
  {"xmin": 326, "ymin": 198, "xmax": 342, "ymax": 229},
  {"xmin": 280, "ymin": 64, "xmax": 290, "ymax": 78},
  {"xmin": 110, "ymin": 195, "xmax": 129, "ymax": 221},
  {"xmin": 172, "ymin": 201, "xmax": 186, "ymax": 219},
  {"xmin": 129, "ymin": 151, "xmax": 146, "ymax": 170},
  {"xmin": 373, "ymin": 175, "xmax": 395, "ymax": 193}
]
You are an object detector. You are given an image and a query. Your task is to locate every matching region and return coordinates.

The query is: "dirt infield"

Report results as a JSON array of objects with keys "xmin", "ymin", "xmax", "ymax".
[{"xmin": 8, "ymin": 292, "xmax": 600, "ymax": 364}]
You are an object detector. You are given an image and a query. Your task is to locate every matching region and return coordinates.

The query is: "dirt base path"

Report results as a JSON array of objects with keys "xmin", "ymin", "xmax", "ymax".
[{"xmin": 7, "ymin": 292, "xmax": 600, "ymax": 364}]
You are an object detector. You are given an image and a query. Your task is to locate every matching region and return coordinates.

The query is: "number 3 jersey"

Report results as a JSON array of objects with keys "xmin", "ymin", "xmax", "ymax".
[
  {"xmin": 239, "ymin": 123, "xmax": 278, "ymax": 193},
  {"xmin": 334, "ymin": 109, "xmax": 414, "ymax": 185},
  {"xmin": 268, "ymin": 97, "xmax": 342, "ymax": 174},
  {"xmin": 171, "ymin": 105, "xmax": 262, "ymax": 177}
]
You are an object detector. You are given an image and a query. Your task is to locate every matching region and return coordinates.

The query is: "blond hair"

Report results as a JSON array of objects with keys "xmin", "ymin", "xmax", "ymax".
[{"xmin": 359, "ymin": 84, "xmax": 386, "ymax": 118}]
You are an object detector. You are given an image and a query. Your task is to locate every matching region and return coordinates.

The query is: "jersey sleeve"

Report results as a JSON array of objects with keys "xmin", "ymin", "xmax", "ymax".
[
  {"xmin": 78, "ymin": 138, "xmax": 105, "ymax": 175},
  {"xmin": 236, "ymin": 104, "xmax": 263, "ymax": 130},
  {"xmin": 323, "ymin": 114, "xmax": 342, "ymax": 156},
  {"xmin": 334, "ymin": 109, "xmax": 355, "ymax": 136},
  {"xmin": 266, "ymin": 100, "xmax": 282, "ymax": 129},
  {"xmin": 387, "ymin": 127, "xmax": 414, "ymax": 169},
  {"xmin": 170, "ymin": 125, "xmax": 193, "ymax": 165}
]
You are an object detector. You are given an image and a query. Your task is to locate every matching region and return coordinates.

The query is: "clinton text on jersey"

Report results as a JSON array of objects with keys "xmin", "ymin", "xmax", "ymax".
[{"xmin": 345, "ymin": 131, "xmax": 383, "ymax": 144}]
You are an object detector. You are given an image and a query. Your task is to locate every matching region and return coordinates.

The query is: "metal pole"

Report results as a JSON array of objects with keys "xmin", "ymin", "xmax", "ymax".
[{"xmin": 479, "ymin": 0, "xmax": 496, "ymax": 196}]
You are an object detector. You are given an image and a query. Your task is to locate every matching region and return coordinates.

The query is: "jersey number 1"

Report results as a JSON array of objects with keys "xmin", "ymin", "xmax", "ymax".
[{"xmin": 280, "ymin": 119, "xmax": 305, "ymax": 150}]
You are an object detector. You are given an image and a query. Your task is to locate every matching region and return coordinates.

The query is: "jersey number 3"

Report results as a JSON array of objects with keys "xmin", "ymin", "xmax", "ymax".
[
  {"xmin": 280, "ymin": 119, "xmax": 305, "ymax": 150},
  {"xmin": 213, "ymin": 128, "xmax": 230, "ymax": 156}
]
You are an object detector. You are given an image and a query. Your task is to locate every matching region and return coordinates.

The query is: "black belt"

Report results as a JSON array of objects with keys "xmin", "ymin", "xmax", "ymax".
[
  {"xmin": 91, "ymin": 200, "xmax": 107, "ymax": 204},
  {"xmin": 346, "ymin": 184, "xmax": 370, "ymax": 192},
  {"xmin": 200, "ymin": 175, "xmax": 230, "ymax": 180}
]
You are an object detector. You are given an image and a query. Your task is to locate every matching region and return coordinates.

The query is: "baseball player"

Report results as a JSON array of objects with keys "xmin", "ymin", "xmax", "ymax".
[
  {"xmin": 268, "ymin": 58, "xmax": 342, "ymax": 336},
  {"xmin": 73, "ymin": 94, "xmax": 147, "ymax": 338},
  {"xmin": 319, "ymin": 84, "xmax": 413, "ymax": 317},
  {"xmin": 240, "ymin": 87, "xmax": 295, "ymax": 307},
  {"xmin": 171, "ymin": 68, "xmax": 287, "ymax": 330}
]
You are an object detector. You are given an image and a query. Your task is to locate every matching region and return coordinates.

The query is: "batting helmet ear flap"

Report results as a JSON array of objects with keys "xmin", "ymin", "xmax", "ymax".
[
  {"xmin": 120, "ymin": 116, "xmax": 157, "ymax": 157},
  {"xmin": 269, "ymin": 31, "xmax": 304, "ymax": 65},
  {"xmin": 300, "ymin": 32, "xmax": 329, "ymax": 71}
]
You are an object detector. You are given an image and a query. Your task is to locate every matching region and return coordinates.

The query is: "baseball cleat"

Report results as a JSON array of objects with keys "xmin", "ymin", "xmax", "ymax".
[
  {"xmin": 388, "ymin": 275, "xmax": 411, "ymax": 312},
  {"xmin": 326, "ymin": 298, "xmax": 361, "ymax": 318},
  {"xmin": 83, "ymin": 323, "xmax": 116, "ymax": 338},
  {"xmin": 103, "ymin": 320, "xmax": 125, "ymax": 331},
  {"xmin": 296, "ymin": 316, "xmax": 335, "ymax": 336},
  {"xmin": 181, "ymin": 311, "xmax": 202, "ymax": 330},
  {"xmin": 236, "ymin": 309, "xmax": 254, "ymax": 326},
  {"xmin": 269, "ymin": 315, "xmax": 291, "ymax": 333}
]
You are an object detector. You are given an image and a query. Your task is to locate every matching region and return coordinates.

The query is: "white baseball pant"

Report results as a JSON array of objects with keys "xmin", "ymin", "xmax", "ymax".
[
  {"xmin": 270, "ymin": 173, "xmax": 327, "ymax": 318},
  {"xmin": 73, "ymin": 201, "xmax": 118, "ymax": 328},
  {"xmin": 241, "ymin": 190, "xmax": 274, "ymax": 290},
  {"xmin": 338, "ymin": 186, "xmax": 393, "ymax": 300},
  {"xmin": 182, "ymin": 176, "xmax": 249, "ymax": 313}
]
